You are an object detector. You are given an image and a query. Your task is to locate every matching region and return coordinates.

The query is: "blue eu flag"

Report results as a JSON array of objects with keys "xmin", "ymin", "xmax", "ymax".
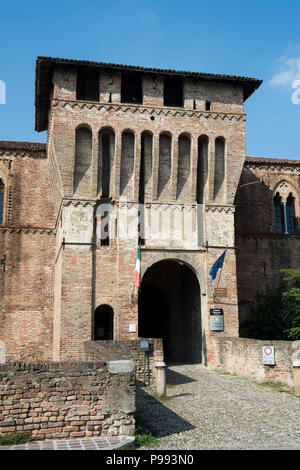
[{"xmin": 209, "ymin": 249, "xmax": 227, "ymax": 284}]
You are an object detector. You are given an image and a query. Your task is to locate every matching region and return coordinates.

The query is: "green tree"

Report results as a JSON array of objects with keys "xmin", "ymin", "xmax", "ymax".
[
  {"xmin": 249, "ymin": 269, "xmax": 300, "ymax": 341},
  {"xmin": 280, "ymin": 268, "xmax": 300, "ymax": 340}
]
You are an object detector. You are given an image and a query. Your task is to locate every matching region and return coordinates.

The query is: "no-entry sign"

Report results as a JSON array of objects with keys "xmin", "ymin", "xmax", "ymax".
[{"xmin": 262, "ymin": 346, "xmax": 275, "ymax": 365}]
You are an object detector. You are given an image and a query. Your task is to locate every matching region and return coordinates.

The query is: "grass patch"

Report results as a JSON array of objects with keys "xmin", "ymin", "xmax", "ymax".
[
  {"xmin": 119, "ymin": 414, "xmax": 160, "ymax": 450},
  {"xmin": 216, "ymin": 369, "xmax": 296, "ymax": 396},
  {"xmin": 257, "ymin": 380, "xmax": 293, "ymax": 394},
  {"xmin": 0, "ymin": 431, "xmax": 32, "ymax": 447}
]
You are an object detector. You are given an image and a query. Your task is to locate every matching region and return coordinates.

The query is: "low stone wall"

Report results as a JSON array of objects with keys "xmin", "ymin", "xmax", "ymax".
[
  {"xmin": 209, "ymin": 336, "xmax": 300, "ymax": 387},
  {"xmin": 0, "ymin": 360, "xmax": 135, "ymax": 440},
  {"xmin": 85, "ymin": 339, "xmax": 164, "ymax": 385}
]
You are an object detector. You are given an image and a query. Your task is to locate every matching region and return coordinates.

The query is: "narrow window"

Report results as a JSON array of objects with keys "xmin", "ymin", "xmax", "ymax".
[
  {"xmin": 273, "ymin": 192, "xmax": 284, "ymax": 234},
  {"xmin": 164, "ymin": 77, "xmax": 183, "ymax": 107},
  {"xmin": 121, "ymin": 73, "xmax": 143, "ymax": 104},
  {"xmin": 205, "ymin": 101, "xmax": 211, "ymax": 111},
  {"xmin": 100, "ymin": 210, "xmax": 110, "ymax": 246},
  {"xmin": 0, "ymin": 180, "xmax": 4, "ymax": 225},
  {"xmin": 76, "ymin": 69, "xmax": 99, "ymax": 101},
  {"xmin": 94, "ymin": 305, "xmax": 114, "ymax": 340},
  {"xmin": 286, "ymin": 193, "xmax": 296, "ymax": 234}
]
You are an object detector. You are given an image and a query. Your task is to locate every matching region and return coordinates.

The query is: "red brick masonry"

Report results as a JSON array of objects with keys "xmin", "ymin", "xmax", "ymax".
[{"xmin": 0, "ymin": 361, "xmax": 135, "ymax": 440}]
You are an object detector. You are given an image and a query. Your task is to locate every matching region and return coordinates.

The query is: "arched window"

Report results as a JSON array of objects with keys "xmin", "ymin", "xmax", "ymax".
[
  {"xmin": 94, "ymin": 305, "xmax": 114, "ymax": 340},
  {"xmin": 273, "ymin": 191, "xmax": 296, "ymax": 234},
  {"xmin": 0, "ymin": 179, "xmax": 5, "ymax": 225},
  {"xmin": 286, "ymin": 193, "xmax": 296, "ymax": 234},
  {"xmin": 273, "ymin": 192, "xmax": 284, "ymax": 234}
]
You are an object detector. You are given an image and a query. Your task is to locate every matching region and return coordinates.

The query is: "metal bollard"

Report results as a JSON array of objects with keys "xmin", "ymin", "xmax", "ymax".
[{"xmin": 155, "ymin": 361, "xmax": 167, "ymax": 396}]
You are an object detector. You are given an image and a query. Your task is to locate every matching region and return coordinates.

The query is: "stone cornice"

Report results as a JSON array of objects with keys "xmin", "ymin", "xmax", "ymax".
[
  {"xmin": 205, "ymin": 204, "xmax": 235, "ymax": 213},
  {"xmin": 0, "ymin": 150, "xmax": 46, "ymax": 159},
  {"xmin": 62, "ymin": 198, "xmax": 96, "ymax": 207},
  {"xmin": 51, "ymin": 99, "xmax": 246, "ymax": 122}
]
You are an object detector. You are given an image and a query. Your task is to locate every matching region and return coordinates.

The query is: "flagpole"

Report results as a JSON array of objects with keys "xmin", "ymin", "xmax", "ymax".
[{"xmin": 214, "ymin": 246, "xmax": 227, "ymax": 302}]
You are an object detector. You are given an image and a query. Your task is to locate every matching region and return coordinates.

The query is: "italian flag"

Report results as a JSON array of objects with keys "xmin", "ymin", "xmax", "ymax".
[{"xmin": 133, "ymin": 248, "xmax": 141, "ymax": 287}]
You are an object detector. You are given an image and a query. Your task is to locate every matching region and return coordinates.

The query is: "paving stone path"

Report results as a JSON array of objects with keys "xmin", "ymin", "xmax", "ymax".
[
  {"xmin": 0, "ymin": 435, "xmax": 135, "ymax": 451},
  {"xmin": 136, "ymin": 363, "xmax": 300, "ymax": 450}
]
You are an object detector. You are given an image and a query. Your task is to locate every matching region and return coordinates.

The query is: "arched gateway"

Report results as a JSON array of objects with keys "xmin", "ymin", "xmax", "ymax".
[{"xmin": 138, "ymin": 258, "xmax": 202, "ymax": 363}]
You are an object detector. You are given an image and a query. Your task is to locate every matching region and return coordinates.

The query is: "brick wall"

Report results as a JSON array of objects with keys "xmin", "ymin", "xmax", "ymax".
[
  {"xmin": 209, "ymin": 336, "xmax": 300, "ymax": 387},
  {"xmin": 235, "ymin": 158, "xmax": 300, "ymax": 332},
  {"xmin": 0, "ymin": 361, "xmax": 135, "ymax": 439},
  {"xmin": 84, "ymin": 338, "xmax": 164, "ymax": 385}
]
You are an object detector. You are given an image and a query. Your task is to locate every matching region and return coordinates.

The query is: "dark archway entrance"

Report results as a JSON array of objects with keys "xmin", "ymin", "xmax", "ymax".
[
  {"xmin": 94, "ymin": 304, "xmax": 114, "ymax": 340},
  {"xmin": 138, "ymin": 259, "xmax": 202, "ymax": 363}
]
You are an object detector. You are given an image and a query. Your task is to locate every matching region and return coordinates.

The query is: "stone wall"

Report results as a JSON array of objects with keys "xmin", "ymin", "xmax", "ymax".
[
  {"xmin": 0, "ymin": 360, "xmax": 135, "ymax": 440},
  {"xmin": 84, "ymin": 339, "xmax": 164, "ymax": 385},
  {"xmin": 209, "ymin": 336, "xmax": 300, "ymax": 387}
]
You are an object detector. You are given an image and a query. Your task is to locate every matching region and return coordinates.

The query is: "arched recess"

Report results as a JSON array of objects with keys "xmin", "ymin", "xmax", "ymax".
[
  {"xmin": 93, "ymin": 304, "xmax": 114, "ymax": 340},
  {"xmin": 213, "ymin": 136, "xmax": 225, "ymax": 202},
  {"xmin": 139, "ymin": 131, "xmax": 153, "ymax": 203},
  {"xmin": 120, "ymin": 130, "xmax": 135, "ymax": 197},
  {"xmin": 74, "ymin": 125, "xmax": 93, "ymax": 195},
  {"xmin": 158, "ymin": 132, "xmax": 172, "ymax": 199},
  {"xmin": 138, "ymin": 257, "xmax": 202, "ymax": 363},
  {"xmin": 177, "ymin": 133, "xmax": 191, "ymax": 200},
  {"xmin": 98, "ymin": 127, "xmax": 115, "ymax": 197},
  {"xmin": 196, "ymin": 135, "xmax": 209, "ymax": 203}
]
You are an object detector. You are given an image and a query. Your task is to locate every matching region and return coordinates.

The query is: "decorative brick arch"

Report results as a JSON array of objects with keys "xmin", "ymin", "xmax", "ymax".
[
  {"xmin": 141, "ymin": 251, "xmax": 205, "ymax": 290},
  {"xmin": 272, "ymin": 179, "xmax": 300, "ymax": 220}
]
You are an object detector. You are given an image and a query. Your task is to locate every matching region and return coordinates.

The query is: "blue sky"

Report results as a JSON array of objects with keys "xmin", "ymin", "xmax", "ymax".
[{"xmin": 0, "ymin": 0, "xmax": 300, "ymax": 159}]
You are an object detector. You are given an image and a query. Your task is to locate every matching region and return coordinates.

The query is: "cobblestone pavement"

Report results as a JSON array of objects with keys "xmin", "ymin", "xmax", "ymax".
[
  {"xmin": 0, "ymin": 435, "xmax": 135, "ymax": 451},
  {"xmin": 137, "ymin": 364, "xmax": 300, "ymax": 450}
]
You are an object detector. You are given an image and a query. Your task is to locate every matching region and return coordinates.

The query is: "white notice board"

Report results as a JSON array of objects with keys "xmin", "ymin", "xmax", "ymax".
[{"xmin": 262, "ymin": 346, "xmax": 275, "ymax": 365}]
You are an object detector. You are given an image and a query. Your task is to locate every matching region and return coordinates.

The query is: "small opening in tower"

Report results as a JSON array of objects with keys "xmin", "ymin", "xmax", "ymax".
[
  {"xmin": 100, "ymin": 211, "xmax": 110, "ymax": 246},
  {"xmin": 205, "ymin": 101, "xmax": 211, "ymax": 111},
  {"xmin": 164, "ymin": 77, "xmax": 183, "ymax": 107},
  {"xmin": 121, "ymin": 72, "xmax": 143, "ymax": 104},
  {"xmin": 76, "ymin": 69, "xmax": 99, "ymax": 101}
]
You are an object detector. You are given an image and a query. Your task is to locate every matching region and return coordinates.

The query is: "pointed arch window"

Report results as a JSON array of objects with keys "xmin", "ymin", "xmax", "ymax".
[
  {"xmin": 273, "ymin": 191, "xmax": 296, "ymax": 234},
  {"xmin": 273, "ymin": 192, "xmax": 284, "ymax": 234},
  {"xmin": 286, "ymin": 193, "xmax": 296, "ymax": 234},
  {"xmin": 0, "ymin": 180, "xmax": 5, "ymax": 225}
]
